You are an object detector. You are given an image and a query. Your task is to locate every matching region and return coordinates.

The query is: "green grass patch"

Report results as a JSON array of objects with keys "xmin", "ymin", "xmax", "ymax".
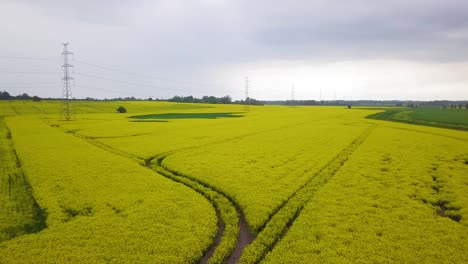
[
  {"xmin": 366, "ymin": 107, "xmax": 468, "ymax": 131},
  {"xmin": 129, "ymin": 120, "xmax": 169, "ymax": 123},
  {"xmin": 129, "ymin": 112, "xmax": 243, "ymax": 120}
]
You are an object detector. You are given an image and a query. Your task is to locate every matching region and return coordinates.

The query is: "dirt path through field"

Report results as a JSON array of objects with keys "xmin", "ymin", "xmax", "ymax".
[
  {"xmin": 226, "ymin": 209, "xmax": 253, "ymax": 264},
  {"xmin": 152, "ymin": 155, "xmax": 254, "ymax": 264},
  {"xmin": 146, "ymin": 158, "xmax": 226, "ymax": 264}
]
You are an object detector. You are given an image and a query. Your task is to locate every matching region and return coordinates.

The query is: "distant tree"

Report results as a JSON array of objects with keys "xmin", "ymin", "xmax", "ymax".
[
  {"xmin": 16, "ymin": 93, "xmax": 31, "ymax": 100},
  {"xmin": 0, "ymin": 90, "xmax": 11, "ymax": 100},
  {"xmin": 116, "ymin": 106, "xmax": 127, "ymax": 113},
  {"xmin": 168, "ymin": 95, "xmax": 233, "ymax": 104},
  {"xmin": 347, "ymin": 105, "xmax": 352, "ymax": 109},
  {"xmin": 148, "ymin": 97, "xmax": 153, "ymax": 101},
  {"xmin": 465, "ymin": 103, "xmax": 468, "ymax": 109},
  {"xmin": 221, "ymin": 95, "xmax": 232, "ymax": 104},
  {"xmin": 458, "ymin": 104, "xmax": 463, "ymax": 109},
  {"xmin": 244, "ymin": 97, "xmax": 263, "ymax": 105},
  {"xmin": 32, "ymin": 96, "xmax": 41, "ymax": 102}
]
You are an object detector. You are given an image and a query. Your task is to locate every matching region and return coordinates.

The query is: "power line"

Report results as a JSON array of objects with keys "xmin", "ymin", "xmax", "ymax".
[
  {"xmin": 0, "ymin": 54, "xmax": 247, "ymax": 99},
  {"xmin": 0, "ymin": 82, "xmax": 59, "ymax": 85},
  {"xmin": 1, "ymin": 54, "xmax": 217, "ymax": 86},
  {"xmin": 0, "ymin": 55, "xmax": 60, "ymax": 61},
  {"xmin": 76, "ymin": 84, "xmax": 158, "ymax": 98},
  {"xmin": 74, "ymin": 59, "xmax": 166, "ymax": 80},
  {"xmin": 1, "ymin": 54, "xmax": 239, "ymax": 96},
  {"xmin": 0, "ymin": 54, "xmax": 224, "ymax": 89},
  {"xmin": 0, "ymin": 84, "xmax": 59, "ymax": 88},
  {"xmin": 0, "ymin": 70, "xmax": 60, "ymax": 74},
  {"xmin": 73, "ymin": 59, "xmax": 223, "ymax": 88},
  {"xmin": 74, "ymin": 71, "xmax": 192, "ymax": 93}
]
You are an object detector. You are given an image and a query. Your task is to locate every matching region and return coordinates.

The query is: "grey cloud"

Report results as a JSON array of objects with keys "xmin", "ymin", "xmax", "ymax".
[
  {"xmin": 1, "ymin": 0, "xmax": 467, "ymax": 99},
  {"xmin": 12, "ymin": 0, "xmax": 135, "ymax": 24},
  {"xmin": 10, "ymin": 0, "xmax": 468, "ymax": 63},
  {"xmin": 240, "ymin": 0, "xmax": 468, "ymax": 61}
]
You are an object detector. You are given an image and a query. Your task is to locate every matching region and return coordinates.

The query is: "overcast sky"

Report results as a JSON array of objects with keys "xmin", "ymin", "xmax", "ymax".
[{"xmin": 1, "ymin": 0, "xmax": 467, "ymax": 100}]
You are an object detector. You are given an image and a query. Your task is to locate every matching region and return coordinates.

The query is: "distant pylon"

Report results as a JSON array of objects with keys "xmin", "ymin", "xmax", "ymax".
[
  {"xmin": 244, "ymin": 76, "xmax": 250, "ymax": 111},
  {"xmin": 245, "ymin": 76, "xmax": 249, "ymax": 101},
  {"xmin": 61, "ymin": 43, "xmax": 73, "ymax": 121},
  {"xmin": 291, "ymin": 84, "xmax": 295, "ymax": 102}
]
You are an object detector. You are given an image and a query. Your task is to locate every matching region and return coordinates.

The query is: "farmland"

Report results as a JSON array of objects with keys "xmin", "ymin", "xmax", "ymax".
[
  {"xmin": 367, "ymin": 107, "xmax": 468, "ymax": 131},
  {"xmin": 0, "ymin": 100, "xmax": 467, "ymax": 263}
]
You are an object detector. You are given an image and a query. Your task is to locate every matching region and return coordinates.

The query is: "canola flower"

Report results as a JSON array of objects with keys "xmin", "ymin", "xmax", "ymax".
[
  {"xmin": 0, "ymin": 117, "xmax": 45, "ymax": 242},
  {"xmin": 0, "ymin": 116, "xmax": 216, "ymax": 263},
  {"xmin": 1, "ymin": 100, "xmax": 467, "ymax": 263},
  {"xmin": 263, "ymin": 124, "xmax": 468, "ymax": 263}
]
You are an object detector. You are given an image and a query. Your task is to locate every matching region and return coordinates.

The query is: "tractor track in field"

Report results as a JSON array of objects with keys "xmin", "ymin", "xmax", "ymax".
[
  {"xmin": 239, "ymin": 125, "xmax": 376, "ymax": 263},
  {"xmin": 0, "ymin": 118, "xmax": 47, "ymax": 242},
  {"xmin": 147, "ymin": 155, "xmax": 231, "ymax": 264},
  {"xmin": 56, "ymin": 121, "xmax": 375, "ymax": 263},
  {"xmin": 149, "ymin": 154, "xmax": 253, "ymax": 264},
  {"xmin": 63, "ymin": 127, "xmax": 256, "ymax": 263}
]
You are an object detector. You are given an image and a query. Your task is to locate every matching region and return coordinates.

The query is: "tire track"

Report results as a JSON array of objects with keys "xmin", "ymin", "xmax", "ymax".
[
  {"xmin": 57, "ymin": 120, "xmax": 374, "ymax": 263},
  {"xmin": 239, "ymin": 125, "xmax": 376, "ymax": 264},
  {"xmin": 0, "ymin": 117, "xmax": 47, "ymax": 242},
  {"xmin": 150, "ymin": 154, "xmax": 244, "ymax": 264},
  {"xmin": 63, "ymin": 127, "xmax": 248, "ymax": 263}
]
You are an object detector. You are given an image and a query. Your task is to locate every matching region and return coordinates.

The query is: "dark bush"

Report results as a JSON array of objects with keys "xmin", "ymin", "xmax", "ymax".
[{"xmin": 116, "ymin": 106, "xmax": 127, "ymax": 113}]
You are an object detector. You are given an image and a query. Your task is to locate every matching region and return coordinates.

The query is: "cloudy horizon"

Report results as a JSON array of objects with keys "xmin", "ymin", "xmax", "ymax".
[{"xmin": 1, "ymin": 0, "xmax": 468, "ymax": 100}]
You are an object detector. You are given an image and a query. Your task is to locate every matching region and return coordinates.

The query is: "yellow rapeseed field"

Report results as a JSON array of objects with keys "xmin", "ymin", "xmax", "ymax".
[
  {"xmin": 0, "ymin": 100, "xmax": 467, "ymax": 263},
  {"xmin": 263, "ymin": 123, "xmax": 468, "ymax": 263},
  {"xmin": 0, "ymin": 114, "xmax": 217, "ymax": 263}
]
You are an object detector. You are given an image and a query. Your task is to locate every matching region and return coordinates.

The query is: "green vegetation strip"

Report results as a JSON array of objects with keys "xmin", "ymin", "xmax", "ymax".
[
  {"xmin": 239, "ymin": 126, "xmax": 375, "ymax": 264},
  {"xmin": 0, "ymin": 117, "xmax": 46, "ymax": 242},
  {"xmin": 129, "ymin": 112, "xmax": 243, "ymax": 119},
  {"xmin": 366, "ymin": 107, "xmax": 468, "ymax": 131}
]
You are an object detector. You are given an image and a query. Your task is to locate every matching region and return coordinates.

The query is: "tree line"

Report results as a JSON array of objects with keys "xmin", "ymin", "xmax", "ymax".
[
  {"xmin": 0, "ymin": 91, "xmax": 41, "ymax": 101},
  {"xmin": 168, "ymin": 95, "xmax": 263, "ymax": 105}
]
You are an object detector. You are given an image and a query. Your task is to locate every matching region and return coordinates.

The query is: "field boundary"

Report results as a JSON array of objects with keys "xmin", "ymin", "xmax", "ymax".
[
  {"xmin": 365, "ymin": 108, "xmax": 468, "ymax": 131},
  {"xmin": 375, "ymin": 124, "xmax": 468, "ymax": 142}
]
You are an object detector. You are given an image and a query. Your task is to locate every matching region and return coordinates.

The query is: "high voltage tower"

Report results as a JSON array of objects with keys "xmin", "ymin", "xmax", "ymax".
[
  {"xmin": 244, "ymin": 76, "xmax": 250, "ymax": 111},
  {"xmin": 245, "ymin": 76, "xmax": 249, "ymax": 101},
  {"xmin": 61, "ymin": 43, "xmax": 73, "ymax": 121},
  {"xmin": 291, "ymin": 84, "xmax": 295, "ymax": 102}
]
